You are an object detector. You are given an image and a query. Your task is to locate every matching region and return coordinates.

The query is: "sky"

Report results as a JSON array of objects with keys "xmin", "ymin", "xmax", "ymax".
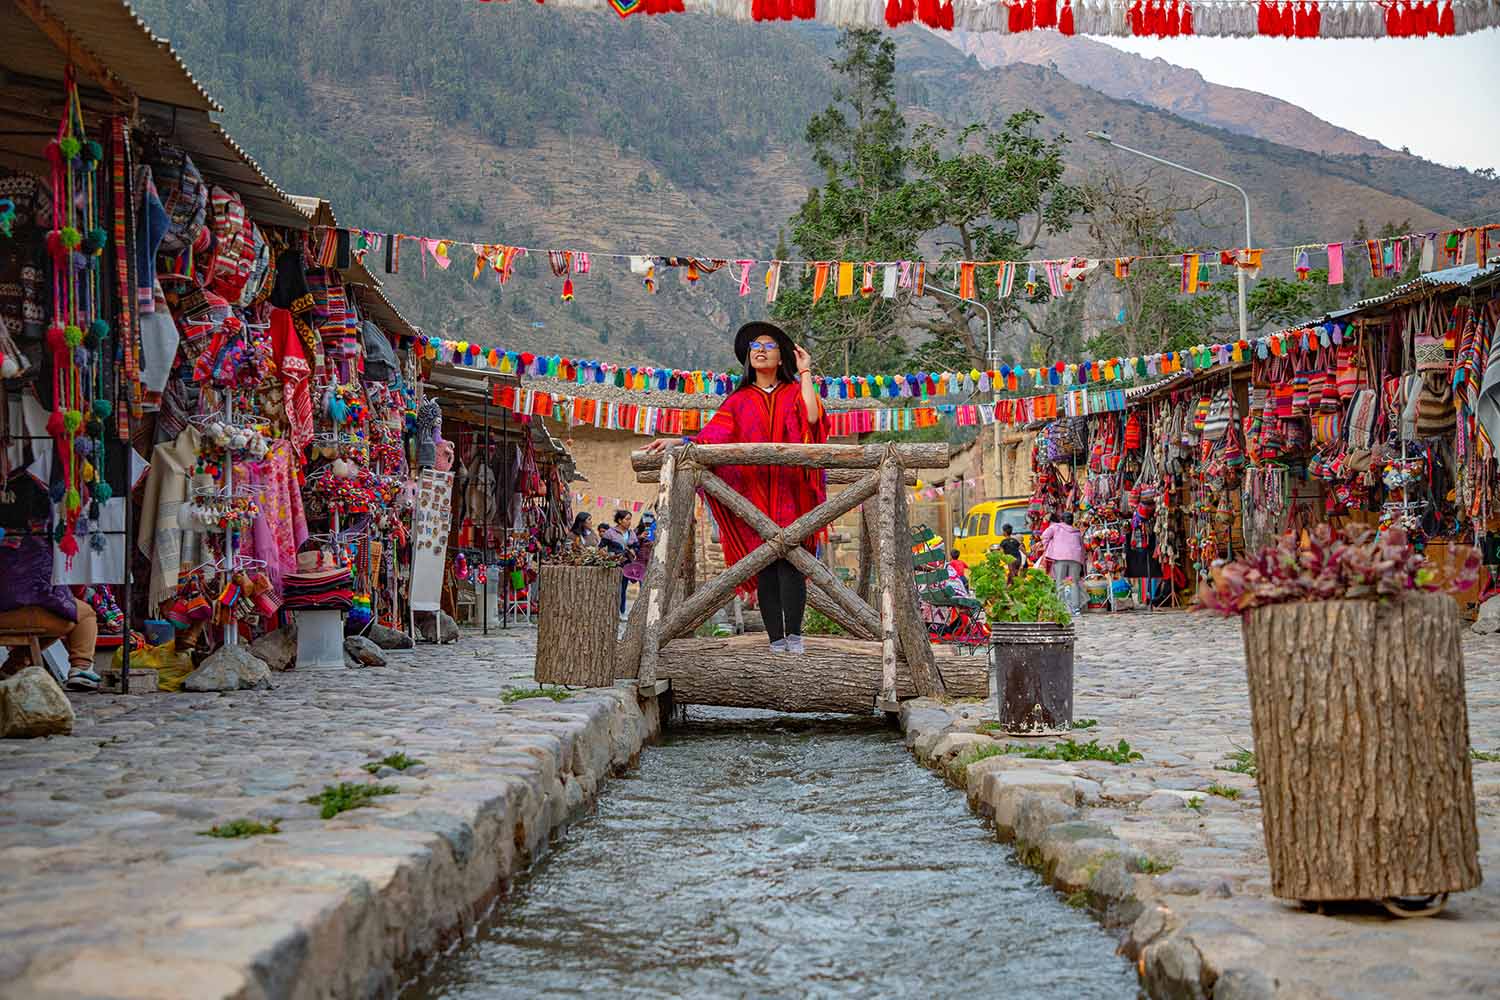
[{"xmin": 1100, "ymin": 33, "xmax": 1500, "ymax": 173}]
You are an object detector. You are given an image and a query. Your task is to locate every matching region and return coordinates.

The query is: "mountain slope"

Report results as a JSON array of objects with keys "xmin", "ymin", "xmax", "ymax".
[
  {"xmin": 129, "ymin": 1, "xmax": 1500, "ymax": 368},
  {"xmin": 945, "ymin": 31, "xmax": 1393, "ymax": 158}
]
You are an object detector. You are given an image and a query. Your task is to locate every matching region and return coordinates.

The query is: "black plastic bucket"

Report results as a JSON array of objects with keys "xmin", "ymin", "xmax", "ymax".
[{"xmin": 988, "ymin": 622, "xmax": 1075, "ymax": 735}]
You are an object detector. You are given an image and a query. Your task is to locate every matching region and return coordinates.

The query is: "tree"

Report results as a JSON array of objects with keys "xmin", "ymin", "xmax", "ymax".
[
  {"xmin": 1082, "ymin": 168, "xmax": 1221, "ymax": 357},
  {"xmin": 904, "ymin": 114, "xmax": 1089, "ymax": 369},
  {"xmin": 773, "ymin": 30, "xmax": 922, "ymax": 376}
]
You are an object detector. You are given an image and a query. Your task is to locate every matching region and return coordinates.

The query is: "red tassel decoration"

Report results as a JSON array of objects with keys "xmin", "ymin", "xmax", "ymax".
[
  {"xmin": 1180, "ymin": 0, "xmax": 1192, "ymax": 32},
  {"xmin": 939, "ymin": 0, "xmax": 954, "ymax": 28},
  {"xmin": 1010, "ymin": 0, "xmax": 1026, "ymax": 31},
  {"xmin": 1059, "ymin": 0, "xmax": 1075, "ymax": 32},
  {"xmin": 561, "ymin": 278, "xmax": 574, "ymax": 302},
  {"xmin": 1439, "ymin": 0, "xmax": 1454, "ymax": 34},
  {"xmin": 1165, "ymin": 1, "xmax": 1180, "ymax": 35},
  {"xmin": 1258, "ymin": 0, "xmax": 1274, "ymax": 33},
  {"xmin": 901, "ymin": 0, "xmax": 916, "ymax": 24},
  {"xmin": 799, "ymin": 0, "xmax": 815, "ymax": 17},
  {"xmin": 778, "ymin": 0, "xmax": 792, "ymax": 22},
  {"xmin": 885, "ymin": 0, "xmax": 902, "ymax": 24},
  {"xmin": 1035, "ymin": 0, "xmax": 1057, "ymax": 28},
  {"xmin": 918, "ymin": 0, "xmax": 939, "ymax": 27},
  {"xmin": 1385, "ymin": 0, "xmax": 1403, "ymax": 35}
]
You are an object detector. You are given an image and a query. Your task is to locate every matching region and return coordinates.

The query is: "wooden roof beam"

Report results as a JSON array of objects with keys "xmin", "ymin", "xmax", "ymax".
[{"xmin": 13, "ymin": 0, "xmax": 135, "ymax": 108}]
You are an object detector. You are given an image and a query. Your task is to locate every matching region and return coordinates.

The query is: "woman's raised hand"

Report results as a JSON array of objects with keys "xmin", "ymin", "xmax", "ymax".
[
  {"xmin": 643, "ymin": 438, "xmax": 677, "ymax": 454},
  {"xmin": 793, "ymin": 344, "xmax": 813, "ymax": 375}
]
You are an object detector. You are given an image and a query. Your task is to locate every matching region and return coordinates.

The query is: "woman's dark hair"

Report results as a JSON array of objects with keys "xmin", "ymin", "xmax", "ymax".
[
  {"xmin": 570, "ymin": 512, "xmax": 591, "ymax": 535},
  {"xmin": 613, "ymin": 509, "xmax": 631, "ymax": 524},
  {"xmin": 1062, "ymin": 512, "xmax": 1075, "ymax": 525}
]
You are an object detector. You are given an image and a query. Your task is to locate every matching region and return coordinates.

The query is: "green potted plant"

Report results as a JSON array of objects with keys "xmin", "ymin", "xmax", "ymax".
[
  {"xmin": 1201, "ymin": 524, "xmax": 1481, "ymax": 915},
  {"xmin": 970, "ymin": 551, "xmax": 1074, "ymax": 735}
]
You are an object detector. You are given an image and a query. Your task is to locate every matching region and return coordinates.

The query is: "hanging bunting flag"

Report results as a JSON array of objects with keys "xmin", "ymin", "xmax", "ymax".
[
  {"xmin": 765, "ymin": 260, "xmax": 782, "ymax": 304},
  {"xmin": 1044, "ymin": 260, "xmax": 1064, "ymax": 297},
  {"xmin": 1181, "ymin": 253, "xmax": 1201, "ymax": 294},
  {"xmin": 836, "ymin": 261, "xmax": 855, "ymax": 297},
  {"xmin": 735, "ymin": 259, "xmax": 753, "ymax": 296},
  {"xmin": 915, "ymin": 262, "xmax": 926, "ymax": 296},
  {"xmin": 959, "ymin": 261, "xmax": 976, "ymax": 300},
  {"xmin": 881, "ymin": 263, "xmax": 898, "ymax": 298},
  {"xmin": 1326, "ymin": 242, "xmax": 1343, "ymax": 285},
  {"xmin": 995, "ymin": 261, "xmax": 1016, "ymax": 298},
  {"xmin": 812, "ymin": 262, "xmax": 831, "ymax": 302},
  {"xmin": 1113, "ymin": 257, "xmax": 1133, "ymax": 280},
  {"xmin": 861, "ymin": 262, "xmax": 876, "ymax": 297}
]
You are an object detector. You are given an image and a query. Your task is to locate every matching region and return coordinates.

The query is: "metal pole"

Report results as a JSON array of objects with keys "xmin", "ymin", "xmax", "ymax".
[
  {"xmin": 925, "ymin": 281, "xmax": 997, "ymax": 497},
  {"xmin": 501, "ymin": 407, "xmax": 510, "ymax": 630},
  {"xmin": 482, "ymin": 397, "xmax": 490, "ymax": 637},
  {"xmin": 1087, "ymin": 131, "xmax": 1253, "ymax": 342}
]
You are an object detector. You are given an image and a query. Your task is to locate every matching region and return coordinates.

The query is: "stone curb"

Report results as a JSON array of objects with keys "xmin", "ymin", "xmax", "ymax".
[
  {"xmin": 901, "ymin": 698, "xmax": 1271, "ymax": 1000},
  {"xmin": 8, "ymin": 682, "xmax": 662, "ymax": 1000}
]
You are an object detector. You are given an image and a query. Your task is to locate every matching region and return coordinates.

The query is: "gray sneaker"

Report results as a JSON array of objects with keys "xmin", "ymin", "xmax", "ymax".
[
  {"xmin": 784, "ymin": 635, "xmax": 805, "ymax": 654},
  {"xmin": 769, "ymin": 638, "xmax": 788, "ymax": 653}
]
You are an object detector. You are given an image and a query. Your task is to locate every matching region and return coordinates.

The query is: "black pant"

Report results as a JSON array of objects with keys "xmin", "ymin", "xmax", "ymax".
[{"xmin": 757, "ymin": 559, "xmax": 806, "ymax": 643}]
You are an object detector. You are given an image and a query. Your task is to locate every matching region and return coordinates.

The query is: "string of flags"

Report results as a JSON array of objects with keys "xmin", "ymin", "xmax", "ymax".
[
  {"xmin": 574, "ymin": 476, "xmax": 987, "ymax": 513},
  {"xmin": 476, "ymin": 0, "xmax": 1500, "ymax": 39},
  {"xmin": 487, "ymin": 380, "xmax": 1133, "ymax": 435},
  {"xmin": 338, "ymin": 221, "xmax": 1496, "ymax": 294}
]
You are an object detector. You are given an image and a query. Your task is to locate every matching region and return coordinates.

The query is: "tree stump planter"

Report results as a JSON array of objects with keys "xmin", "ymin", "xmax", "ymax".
[
  {"xmin": 988, "ymin": 622, "xmax": 1074, "ymax": 735},
  {"xmin": 534, "ymin": 565, "xmax": 620, "ymax": 688},
  {"xmin": 1242, "ymin": 592, "xmax": 1481, "ymax": 909}
]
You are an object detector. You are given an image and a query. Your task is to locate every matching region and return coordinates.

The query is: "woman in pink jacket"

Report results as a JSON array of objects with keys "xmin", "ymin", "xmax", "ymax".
[{"xmin": 1039, "ymin": 512, "xmax": 1086, "ymax": 613}]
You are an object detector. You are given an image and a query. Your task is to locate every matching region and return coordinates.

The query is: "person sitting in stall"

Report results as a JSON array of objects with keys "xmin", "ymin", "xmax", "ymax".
[
  {"xmin": 570, "ymin": 512, "xmax": 599, "ymax": 549},
  {"xmin": 646, "ymin": 320, "xmax": 824, "ymax": 654},
  {"xmin": 0, "ymin": 532, "xmax": 100, "ymax": 691}
]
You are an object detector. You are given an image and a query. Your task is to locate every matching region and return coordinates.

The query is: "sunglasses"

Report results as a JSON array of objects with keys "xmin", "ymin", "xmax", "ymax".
[{"xmin": 747, "ymin": 340, "xmax": 781, "ymax": 352}]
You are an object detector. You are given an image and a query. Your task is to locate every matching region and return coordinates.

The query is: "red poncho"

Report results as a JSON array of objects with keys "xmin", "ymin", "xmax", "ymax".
[{"xmin": 693, "ymin": 381, "xmax": 826, "ymax": 595}]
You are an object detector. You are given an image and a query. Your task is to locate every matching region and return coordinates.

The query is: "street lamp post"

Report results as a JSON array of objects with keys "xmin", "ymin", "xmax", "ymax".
[
  {"xmin": 925, "ymin": 282, "xmax": 1000, "ymax": 508},
  {"xmin": 1086, "ymin": 130, "xmax": 1253, "ymax": 342}
]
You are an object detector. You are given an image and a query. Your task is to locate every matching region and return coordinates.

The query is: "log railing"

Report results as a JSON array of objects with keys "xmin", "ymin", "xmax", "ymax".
[{"xmin": 619, "ymin": 441, "xmax": 950, "ymax": 706}]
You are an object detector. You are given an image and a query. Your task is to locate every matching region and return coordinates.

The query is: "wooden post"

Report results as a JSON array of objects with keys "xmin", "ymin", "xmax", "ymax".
[
  {"xmin": 636, "ymin": 454, "xmax": 697, "ymax": 688},
  {"xmin": 661, "ymin": 469, "xmax": 881, "ymax": 641},
  {"xmin": 876, "ymin": 459, "xmax": 901, "ymax": 705},
  {"xmin": 535, "ymin": 565, "xmax": 619, "ymax": 687},
  {"xmin": 1242, "ymin": 592, "xmax": 1480, "ymax": 902},
  {"xmin": 687, "ymin": 470, "xmax": 883, "ymax": 641},
  {"xmin": 892, "ymin": 470, "xmax": 944, "ymax": 697}
]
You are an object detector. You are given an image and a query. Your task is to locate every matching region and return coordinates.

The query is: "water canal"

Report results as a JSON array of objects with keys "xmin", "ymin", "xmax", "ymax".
[{"xmin": 407, "ymin": 710, "xmax": 1137, "ymax": 999}]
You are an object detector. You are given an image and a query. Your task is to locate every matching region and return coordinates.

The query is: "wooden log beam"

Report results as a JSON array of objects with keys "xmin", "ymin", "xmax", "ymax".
[
  {"xmin": 637, "ymin": 466, "xmax": 918, "ymax": 485},
  {"xmin": 876, "ymin": 458, "xmax": 936, "ymax": 701},
  {"xmin": 636, "ymin": 454, "xmax": 696, "ymax": 686},
  {"xmin": 661, "ymin": 469, "xmax": 881, "ymax": 642},
  {"xmin": 632, "ymin": 442, "xmax": 948, "ymax": 473},
  {"xmin": 658, "ymin": 635, "xmax": 986, "ymax": 714},
  {"xmin": 695, "ymin": 469, "xmax": 883, "ymax": 640}
]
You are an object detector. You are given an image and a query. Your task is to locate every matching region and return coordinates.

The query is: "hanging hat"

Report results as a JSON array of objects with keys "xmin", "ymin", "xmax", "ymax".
[{"xmin": 733, "ymin": 321, "xmax": 795, "ymax": 364}]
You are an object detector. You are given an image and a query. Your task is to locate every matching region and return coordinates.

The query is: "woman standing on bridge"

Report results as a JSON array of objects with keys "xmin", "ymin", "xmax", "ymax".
[{"xmin": 647, "ymin": 321, "xmax": 824, "ymax": 653}]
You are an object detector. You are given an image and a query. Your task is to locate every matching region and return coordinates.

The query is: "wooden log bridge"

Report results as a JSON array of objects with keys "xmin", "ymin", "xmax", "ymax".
[{"xmin": 611, "ymin": 441, "xmax": 981, "ymax": 714}]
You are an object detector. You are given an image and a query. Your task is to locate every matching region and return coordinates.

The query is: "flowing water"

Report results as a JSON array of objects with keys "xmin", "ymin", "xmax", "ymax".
[{"xmin": 406, "ymin": 710, "xmax": 1138, "ymax": 999}]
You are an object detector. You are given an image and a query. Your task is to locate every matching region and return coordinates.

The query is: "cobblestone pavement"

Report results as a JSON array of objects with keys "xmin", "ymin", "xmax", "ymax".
[
  {"xmin": 909, "ymin": 608, "xmax": 1500, "ymax": 999},
  {"xmin": 0, "ymin": 626, "xmax": 656, "ymax": 1000}
]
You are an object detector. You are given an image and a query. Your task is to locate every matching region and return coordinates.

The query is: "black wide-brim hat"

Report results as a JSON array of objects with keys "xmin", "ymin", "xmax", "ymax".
[{"xmin": 733, "ymin": 321, "xmax": 795, "ymax": 364}]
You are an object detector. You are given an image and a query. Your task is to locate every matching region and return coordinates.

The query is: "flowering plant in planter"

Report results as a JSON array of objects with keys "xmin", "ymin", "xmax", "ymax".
[
  {"xmin": 971, "ymin": 551, "xmax": 1072, "ymax": 626},
  {"xmin": 1199, "ymin": 524, "xmax": 1479, "ymax": 615}
]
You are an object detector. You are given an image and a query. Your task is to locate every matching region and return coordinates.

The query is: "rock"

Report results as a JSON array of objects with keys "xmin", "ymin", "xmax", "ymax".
[
  {"xmin": 364, "ymin": 623, "xmax": 415, "ymax": 650},
  {"xmin": 1013, "ymin": 794, "xmax": 1082, "ymax": 847},
  {"xmin": 344, "ymin": 652, "xmax": 362, "ymax": 670},
  {"xmin": 929, "ymin": 731, "xmax": 993, "ymax": 767},
  {"xmin": 416, "ymin": 612, "xmax": 460, "ymax": 644},
  {"xmin": 1140, "ymin": 789, "xmax": 1201, "ymax": 812},
  {"xmin": 1472, "ymin": 594, "xmax": 1500, "ymax": 635},
  {"xmin": 344, "ymin": 636, "xmax": 387, "ymax": 667},
  {"xmin": 1142, "ymin": 930, "xmax": 1210, "ymax": 1000},
  {"xmin": 1213, "ymin": 969, "xmax": 1277, "ymax": 1000},
  {"xmin": 984, "ymin": 772, "xmax": 1079, "ymax": 838},
  {"xmin": 181, "ymin": 646, "xmax": 273, "ymax": 692},
  {"xmin": 250, "ymin": 626, "xmax": 297, "ymax": 672},
  {"xmin": 0, "ymin": 666, "xmax": 75, "ymax": 738}
]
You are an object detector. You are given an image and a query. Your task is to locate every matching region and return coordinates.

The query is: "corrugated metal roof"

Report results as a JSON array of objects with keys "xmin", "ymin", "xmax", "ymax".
[{"xmin": 1348, "ymin": 261, "xmax": 1500, "ymax": 312}]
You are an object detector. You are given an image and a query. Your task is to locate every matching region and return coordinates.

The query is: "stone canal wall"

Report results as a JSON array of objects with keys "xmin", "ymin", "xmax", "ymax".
[
  {"xmin": 900, "ymin": 611, "xmax": 1500, "ymax": 1000},
  {"xmin": 0, "ymin": 633, "xmax": 660, "ymax": 1000}
]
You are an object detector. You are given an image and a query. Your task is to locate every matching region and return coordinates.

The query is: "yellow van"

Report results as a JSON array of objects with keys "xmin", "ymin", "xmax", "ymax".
[{"xmin": 954, "ymin": 498, "xmax": 1034, "ymax": 567}]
